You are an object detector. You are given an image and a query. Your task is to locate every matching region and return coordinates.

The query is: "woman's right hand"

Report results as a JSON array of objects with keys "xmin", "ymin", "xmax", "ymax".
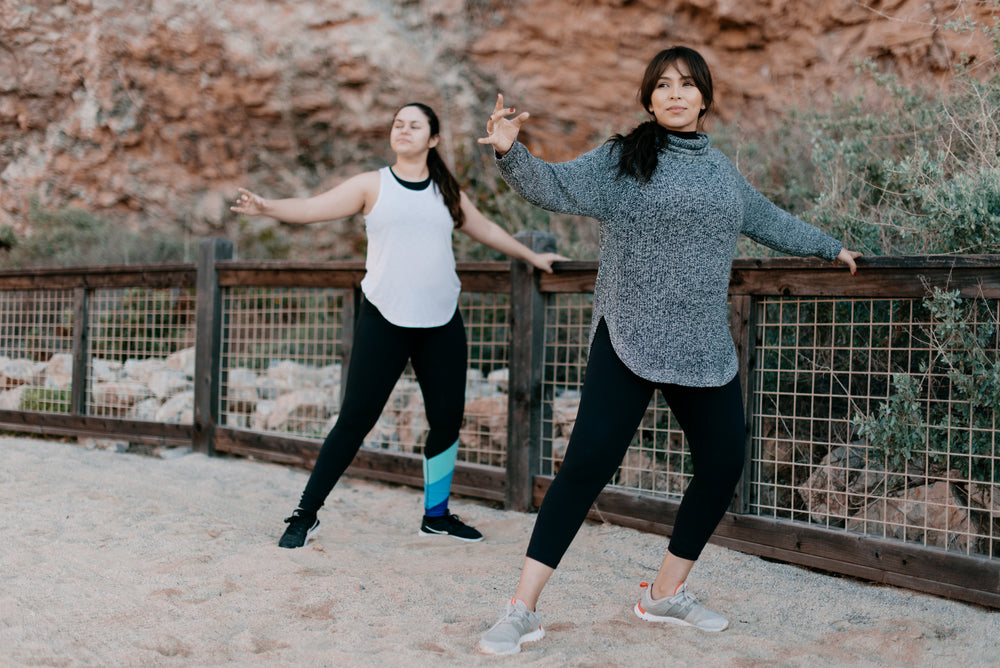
[
  {"xmin": 230, "ymin": 188, "xmax": 268, "ymax": 216},
  {"xmin": 478, "ymin": 93, "xmax": 530, "ymax": 157}
]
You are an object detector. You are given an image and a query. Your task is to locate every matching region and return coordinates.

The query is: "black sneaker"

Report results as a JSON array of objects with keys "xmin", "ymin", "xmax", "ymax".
[
  {"xmin": 419, "ymin": 513, "xmax": 484, "ymax": 542},
  {"xmin": 278, "ymin": 510, "xmax": 320, "ymax": 548}
]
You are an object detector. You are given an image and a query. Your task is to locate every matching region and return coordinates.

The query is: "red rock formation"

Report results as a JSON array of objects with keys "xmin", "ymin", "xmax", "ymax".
[{"xmin": 1, "ymin": 0, "xmax": 996, "ymax": 259}]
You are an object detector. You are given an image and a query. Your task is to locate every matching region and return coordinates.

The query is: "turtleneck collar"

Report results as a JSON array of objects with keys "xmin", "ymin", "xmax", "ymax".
[{"xmin": 663, "ymin": 131, "xmax": 711, "ymax": 155}]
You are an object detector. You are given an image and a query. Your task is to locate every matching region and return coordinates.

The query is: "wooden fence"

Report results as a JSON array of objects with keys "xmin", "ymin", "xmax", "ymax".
[{"xmin": 1, "ymin": 237, "xmax": 997, "ymax": 608}]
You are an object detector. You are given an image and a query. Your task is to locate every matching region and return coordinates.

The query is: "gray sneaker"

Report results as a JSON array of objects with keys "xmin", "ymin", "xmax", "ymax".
[
  {"xmin": 634, "ymin": 582, "xmax": 729, "ymax": 632},
  {"xmin": 478, "ymin": 599, "xmax": 545, "ymax": 655}
]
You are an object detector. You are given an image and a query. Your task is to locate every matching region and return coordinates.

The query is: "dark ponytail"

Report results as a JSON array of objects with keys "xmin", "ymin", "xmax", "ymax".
[
  {"xmin": 608, "ymin": 46, "xmax": 714, "ymax": 183},
  {"xmin": 609, "ymin": 121, "xmax": 672, "ymax": 183},
  {"xmin": 396, "ymin": 102, "xmax": 465, "ymax": 228}
]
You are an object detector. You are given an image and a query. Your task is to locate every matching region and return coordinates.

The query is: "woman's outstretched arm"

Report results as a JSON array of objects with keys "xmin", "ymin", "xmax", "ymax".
[
  {"xmin": 230, "ymin": 171, "xmax": 380, "ymax": 224},
  {"xmin": 458, "ymin": 192, "xmax": 568, "ymax": 273}
]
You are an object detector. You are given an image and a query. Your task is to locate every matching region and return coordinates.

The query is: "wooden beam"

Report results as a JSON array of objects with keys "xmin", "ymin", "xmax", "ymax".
[
  {"xmin": 0, "ymin": 411, "xmax": 192, "ymax": 446},
  {"xmin": 532, "ymin": 476, "xmax": 1000, "ymax": 609},
  {"xmin": 212, "ymin": 427, "xmax": 506, "ymax": 502},
  {"xmin": 0, "ymin": 266, "xmax": 196, "ymax": 290},
  {"xmin": 729, "ymin": 254, "xmax": 1000, "ymax": 298}
]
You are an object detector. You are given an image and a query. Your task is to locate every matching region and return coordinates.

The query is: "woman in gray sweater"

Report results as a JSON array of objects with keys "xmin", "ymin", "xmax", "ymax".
[{"xmin": 476, "ymin": 46, "xmax": 861, "ymax": 655}]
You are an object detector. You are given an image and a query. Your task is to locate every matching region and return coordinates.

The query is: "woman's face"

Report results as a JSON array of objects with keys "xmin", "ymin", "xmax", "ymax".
[
  {"xmin": 390, "ymin": 106, "xmax": 438, "ymax": 157},
  {"xmin": 648, "ymin": 60, "xmax": 705, "ymax": 133}
]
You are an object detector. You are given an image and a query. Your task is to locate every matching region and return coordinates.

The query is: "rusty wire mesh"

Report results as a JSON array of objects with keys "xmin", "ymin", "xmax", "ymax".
[{"xmin": 0, "ymin": 289, "xmax": 75, "ymax": 414}]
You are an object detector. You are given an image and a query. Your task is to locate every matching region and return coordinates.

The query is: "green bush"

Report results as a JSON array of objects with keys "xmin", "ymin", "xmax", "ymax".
[
  {"xmin": 2, "ymin": 199, "xmax": 190, "ymax": 268},
  {"xmin": 852, "ymin": 288, "xmax": 1000, "ymax": 482},
  {"xmin": 19, "ymin": 388, "xmax": 71, "ymax": 413},
  {"xmin": 714, "ymin": 13, "xmax": 1000, "ymax": 257},
  {"xmin": 805, "ymin": 28, "xmax": 1000, "ymax": 255}
]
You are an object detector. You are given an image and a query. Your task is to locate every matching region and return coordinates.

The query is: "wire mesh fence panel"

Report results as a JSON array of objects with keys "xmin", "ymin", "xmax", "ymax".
[
  {"xmin": 219, "ymin": 287, "xmax": 345, "ymax": 438},
  {"xmin": 361, "ymin": 292, "xmax": 512, "ymax": 465},
  {"xmin": 218, "ymin": 288, "xmax": 512, "ymax": 466},
  {"xmin": 540, "ymin": 293, "xmax": 591, "ymax": 477},
  {"xmin": 457, "ymin": 291, "xmax": 510, "ymax": 467},
  {"xmin": 0, "ymin": 289, "xmax": 75, "ymax": 414},
  {"xmin": 86, "ymin": 287, "xmax": 197, "ymax": 421},
  {"xmin": 750, "ymin": 294, "xmax": 999, "ymax": 558},
  {"xmin": 539, "ymin": 292, "xmax": 693, "ymax": 498}
]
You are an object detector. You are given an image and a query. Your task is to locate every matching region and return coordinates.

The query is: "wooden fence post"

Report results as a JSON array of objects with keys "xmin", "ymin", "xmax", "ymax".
[
  {"xmin": 70, "ymin": 287, "xmax": 90, "ymax": 416},
  {"xmin": 506, "ymin": 230, "xmax": 557, "ymax": 511},
  {"xmin": 338, "ymin": 286, "xmax": 363, "ymax": 407},
  {"xmin": 193, "ymin": 238, "xmax": 233, "ymax": 455}
]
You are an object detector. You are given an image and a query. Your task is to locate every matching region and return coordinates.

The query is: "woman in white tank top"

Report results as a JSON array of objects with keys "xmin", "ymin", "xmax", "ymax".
[{"xmin": 232, "ymin": 103, "xmax": 566, "ymax": 549}]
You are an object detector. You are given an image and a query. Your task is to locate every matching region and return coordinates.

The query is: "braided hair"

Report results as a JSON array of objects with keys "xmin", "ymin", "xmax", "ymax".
[{"xmin": 608, "ymin": 46, "xmax": 714, "ymax": 183}]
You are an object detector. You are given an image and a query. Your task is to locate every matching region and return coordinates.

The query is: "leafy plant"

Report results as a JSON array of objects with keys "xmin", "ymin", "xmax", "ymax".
[
  {"xmin": 18, "ymin": 388, "xmax": 71, "ymax": 413},
  {"xmin": 853, "ymin": 288, "xmax": 1000, "ymax": 482},
  {"xmin": 852, "ymin": 372, "xmax": 926, "ymax": 471},
  {"xmin": 3, "ymin": 199, "xmax": 190, "ymax": 268}
]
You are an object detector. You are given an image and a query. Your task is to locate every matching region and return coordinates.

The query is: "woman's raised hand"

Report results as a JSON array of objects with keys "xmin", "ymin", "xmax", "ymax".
[
  {"xmin": 478, "ymin": 93, "xmax": 530, "ymax": 157},
  {"xmin": 230, "ymin": 187, "xmax": 268, "ymax": 216}
]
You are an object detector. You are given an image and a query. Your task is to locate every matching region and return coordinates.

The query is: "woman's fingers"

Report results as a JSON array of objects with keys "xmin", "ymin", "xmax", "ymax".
[
  {"xmin": 837, "ymin": 248, "xmax": 861, "ymax": 275},
  {"xmin": 231, "ymin": 188, "xmax": 263, "ymax": 213},
  {"xmin": 479, "ymin": 94, "xmax": 529, "ymax": 151}
]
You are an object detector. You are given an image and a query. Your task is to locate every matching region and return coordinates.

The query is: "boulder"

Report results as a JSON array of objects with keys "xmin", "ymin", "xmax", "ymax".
[{"xmin": 847, "ymin": 480, "xmax": 982, "ymax": 552}]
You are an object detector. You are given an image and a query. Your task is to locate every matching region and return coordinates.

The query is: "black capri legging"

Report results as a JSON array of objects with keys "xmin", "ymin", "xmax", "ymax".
[
  {"xmin": 526, "ymin": 318, "xmax": 746, "ymax": 568},
  {"xmin": 297, "ymin": 298, "xmax": 467, "ymax": 514}
]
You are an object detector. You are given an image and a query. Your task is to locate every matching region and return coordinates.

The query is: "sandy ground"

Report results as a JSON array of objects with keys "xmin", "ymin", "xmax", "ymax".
[{"xmin": 2, "ymin": 435, "xmax": 998, "ymax": 667}]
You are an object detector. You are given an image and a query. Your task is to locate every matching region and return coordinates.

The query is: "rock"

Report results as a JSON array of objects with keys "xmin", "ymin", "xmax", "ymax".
[
  {"xmin": 164, "ymin": 348, "xmax": 196, "ymax": 377},
  {"xmin": 551, "ymin": 390, "xmax": 580, "ymax": 441},
  {"xmin": 3, "ymin": 0, "xmax": 995, "ymax": 261},
  {"xmin": 123, "ymin": 358, "xmax": 168, "ymax": 384},
  {"xmin": 847, "ymin": 480, "xmax": 983, "ymax": 552},
  {"xmin": 90, "ymin": 380, "xmax": 152, "ymax": 416},
  {"xmin": 129, "ymin": 397, "xmax": 162, "ymax": 421},
  {"xmin": 614, "ymin": 449, "xmax": 683, "ymax": 495},
  {"xmin": 798, "ymin": 442, "xmax": 913, "ymax": 525},
  {"xmin": 154, "ymin": 445, "xmax": 193, "ymax": 459},
  {"xmin": 265, "ymin": 360, "xmax": 339, "ymax": 391},
  {"xmin": 250, "ymin": 399, "xmax": 276, "ymax": 432},
  {"xmin": 224, "ymin": 368, "xmax": 260, "ymax": 414},
  {"xmin": 43, "ymin": 353, "xmax": 74, "ymax": 390},
  {"xmin": 79, "ymin": 437, "xmax": 129, "ymax": 453},
  {"xmin": 91, "ymin": 359, "xmax": 124, "ymax": 383},
  {"xmin": 155, "ymin": 390, "xmax": 194, "ymax": 424},
  {"xmin": 459, "ymin": 395, "xmax": 507, "ymax": 467},
  {"xmin": 264, "ymin": 388, "xmax": 336, "ymax": 436},
  {"xmin": 147, "ymin": 369, "xmax": 192, "ymax": 401},
  {"xmin": 0, "ymin": 386, "xmax": 26, "ymax": 410},
  {"xmin": 0, "ymin": 357, "xmax": 43, "ymax": 389},
  {"xmin": 486, "ymin": 367, "xmax": 508, "ymax": 393}
]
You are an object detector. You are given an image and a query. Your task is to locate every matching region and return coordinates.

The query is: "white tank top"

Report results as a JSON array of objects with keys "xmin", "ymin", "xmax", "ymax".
[{"xmin": 360, "ymin": 167, "xmax": 461, "ymax": 327}]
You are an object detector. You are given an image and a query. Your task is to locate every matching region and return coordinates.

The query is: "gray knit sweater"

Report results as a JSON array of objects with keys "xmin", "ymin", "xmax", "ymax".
[{"xmin": 496, "ymin": 134, "xmax": 842, "ymax": 387}]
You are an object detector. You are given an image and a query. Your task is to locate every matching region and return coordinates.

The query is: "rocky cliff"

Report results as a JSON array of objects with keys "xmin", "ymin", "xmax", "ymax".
[{"xmin": 1, "ymin": 0, "xmax": 996, "ymax": 260}]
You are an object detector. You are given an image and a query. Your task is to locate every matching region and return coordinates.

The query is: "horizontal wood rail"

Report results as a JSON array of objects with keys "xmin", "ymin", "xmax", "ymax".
[
  {"xmin": 213, "ymin": 427, "xmax": 505, "ymax": 503},
  {"xmin": 532, "ymin": 476, "xmax": 1000, "ymax": 610}
]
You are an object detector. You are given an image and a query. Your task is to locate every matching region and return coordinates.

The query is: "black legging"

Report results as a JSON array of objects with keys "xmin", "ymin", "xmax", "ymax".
[
  {"xmin": 297, "ymin": 298, "xmax": 467, "ymax": 513},
  {"xmin": 527, "ymin": 318, "xmax": 746, "ymax": 567}
]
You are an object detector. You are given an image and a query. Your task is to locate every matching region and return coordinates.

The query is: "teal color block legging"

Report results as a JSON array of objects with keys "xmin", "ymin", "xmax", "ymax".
[
  {"xmin": 297, "ymin": 297, "xmax": 466, "ymax": 516},
  {"xmin": 526, "ymin": 318, "xmax": 746, "ymax": 567}
]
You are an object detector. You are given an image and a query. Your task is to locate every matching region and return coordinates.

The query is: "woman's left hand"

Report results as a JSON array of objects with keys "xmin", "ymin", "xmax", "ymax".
[
  {"xmin": 837, "ymin": 248, "xmax": 862, "ymax": 275},
  {"xmin": 530, "ymin": 252, "xmax": 571, "ymax": 274},
  {"xmin": 478, "ymin": 93, "xmax": 530, "ymax": 157}
]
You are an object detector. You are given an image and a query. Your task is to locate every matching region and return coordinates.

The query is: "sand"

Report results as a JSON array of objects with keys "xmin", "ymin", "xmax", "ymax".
[{"xmin": 1, "ymin": 435, "xmax": 998, "ymax": 667}]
